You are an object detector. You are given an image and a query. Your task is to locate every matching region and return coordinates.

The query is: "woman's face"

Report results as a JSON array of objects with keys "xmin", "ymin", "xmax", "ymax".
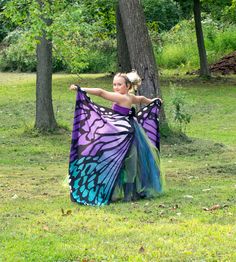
[{"xmin": 113, "ymin": 76, "xmax": 128, "ymax": 94}]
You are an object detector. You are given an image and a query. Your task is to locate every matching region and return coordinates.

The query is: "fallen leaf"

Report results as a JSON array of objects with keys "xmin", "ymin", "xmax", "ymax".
[
  {"xmin": 183, "ymin": 195, "xmax": 193, "ymax": 199},
  {"xmin": 203, "ymin": 204, "xmax": 221, "ymax": 211},
  {"xmin": 12, "ymin": 194, "xmax": 18, "ymax": 199},
  {"xmin": 66, "ymin": 210, "xmax": 72, "ymax": 215},
  {"xmin": 139, "ymin": 246, "xmax": 145, "ymax": 253},
  {"xmin": 144, "ymin": 210, "xmax": 152, "ymax": 214},
  {"xmin": 171, "ymin": 204, "xmax": 179, "ymax": 210},
  {"xmin": 61, "ymin": 208, "xmax": 72, "ymax": 216},
  {"xmin": 202, "ymin": 188, "xmax": 211, "ymax": 192},
  {"xmin": 209, "ymin": 204, "xmax": 221, "ymax": 210},
  {"xmin": 43, "ymin": 225, "xmax": 49, "ymax": 231}
]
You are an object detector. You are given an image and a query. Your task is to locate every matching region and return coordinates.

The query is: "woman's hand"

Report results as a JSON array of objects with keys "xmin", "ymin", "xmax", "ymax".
[
  {"xmin": 158, "ymin": 97, "xmax": 163, "ymax": 103},
  {"xmin": 69, "ymin": 84, "xmax": 78, "ymax": 91},
  {"xmin": 152, "ymin": 97, "xmax": 163, "ymax": 103}
]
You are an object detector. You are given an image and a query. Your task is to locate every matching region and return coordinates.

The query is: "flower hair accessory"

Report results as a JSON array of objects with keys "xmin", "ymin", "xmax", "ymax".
[
  {"xmin": 126, "ymin": 69, "xmax": 141, "ymax": 86},
  {"xmin": 126, "ymin": 69, "xmax": 141, "ymax": 92}
]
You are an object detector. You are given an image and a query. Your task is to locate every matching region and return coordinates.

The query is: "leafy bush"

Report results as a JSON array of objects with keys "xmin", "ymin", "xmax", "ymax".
[
  {"xmin": 155, "ymin": 17, "xmax": 236, "ymax": 69},
  {"xmin": 82, "ymin": 49, "xmax": 117, "ymax": 73},
  {"xmin": 155, "ymin": 20, "xmax": 197, "ymax": 69},
  {"xmin": 167, "ymin": 84, "xmax": 192, "ymax": 132},
  {"xmin": 0, "ymin": 30, "xmax": 36, "ymax": 71},
  {"xmin": 0, "ymin": 29, "xmax": 67, "ymax": 72}
]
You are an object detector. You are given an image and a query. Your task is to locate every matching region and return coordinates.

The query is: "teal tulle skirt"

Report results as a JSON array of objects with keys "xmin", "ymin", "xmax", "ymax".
[{"xmin": 112, "ymin": 120, "xmax": 163, "ymax": 201}]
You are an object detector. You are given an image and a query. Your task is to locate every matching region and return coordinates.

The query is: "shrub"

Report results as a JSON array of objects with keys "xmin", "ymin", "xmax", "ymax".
[
  {"xmin": 167, "ymin": 84, "xmax": 192, "ymax": 132},
  {"xmin": 155, "ymin": 17, "xmax": 236, "ymax": 69},
  {"xmin": 0, "ymin": 30, "xmax": 66, "ymax": 72},
  {"xmin": 0, "ymin": 30, "xmax": 36, "ymax": 72},
  {"xmin": 81, "ymin": 49, "xmax": 117, "ymax": 73}
]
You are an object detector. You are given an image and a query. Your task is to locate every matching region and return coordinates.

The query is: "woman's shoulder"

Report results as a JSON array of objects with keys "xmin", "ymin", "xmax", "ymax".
[
  {"xmin": 129, "ymin": 94, "xmax": 142, "ymax": 104},
  {"xmin": 128, "ymin": 93, "xmax": 136, "ymax": 101}
]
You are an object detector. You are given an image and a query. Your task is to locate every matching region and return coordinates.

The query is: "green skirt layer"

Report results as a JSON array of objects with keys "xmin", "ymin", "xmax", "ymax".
[{"xmin": 112, "ymin": 120, "xmax": 164, "ymax": 201}]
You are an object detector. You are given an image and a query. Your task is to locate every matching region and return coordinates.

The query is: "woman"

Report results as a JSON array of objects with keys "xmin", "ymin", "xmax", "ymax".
[{"xmin": 69, "ymin": 71, "xmax": 163, "ymax": 206}]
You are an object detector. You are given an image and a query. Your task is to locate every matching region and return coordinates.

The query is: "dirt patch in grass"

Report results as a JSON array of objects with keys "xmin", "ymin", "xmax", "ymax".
[{"xmin": 162, "ymin": 137, "xmax": 226, "ymax": 158}]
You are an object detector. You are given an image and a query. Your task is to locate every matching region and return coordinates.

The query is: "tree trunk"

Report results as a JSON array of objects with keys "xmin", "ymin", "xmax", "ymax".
[
  {"xmin": 34, "ymin": 0, "xmax": 57, "ymax": 131},
  {"xmin": 193, "ymin": 0, "xmax": 210, "ymax": 77},
  {"xmin": 118, "ymin": 0, "xmax": 166, "ymax": 121},
  {"xmin": 116, "ymin": 5, "xmax": 132, "ymax": 73},
  {"xmin": 35, "ymin": 31, "xmax": 57, "ymax": 130}
]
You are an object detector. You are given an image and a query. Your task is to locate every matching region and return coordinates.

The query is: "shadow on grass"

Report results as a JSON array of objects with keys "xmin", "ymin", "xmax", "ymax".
[{"xmin": 21, "ymin": 125, "xmax": 71, "ymax": 138}]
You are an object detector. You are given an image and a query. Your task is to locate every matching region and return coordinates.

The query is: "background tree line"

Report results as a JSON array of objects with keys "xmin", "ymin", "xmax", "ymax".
[{"xmin": 0, "ymin": 0, "xmax": 235, "ymax": 74}]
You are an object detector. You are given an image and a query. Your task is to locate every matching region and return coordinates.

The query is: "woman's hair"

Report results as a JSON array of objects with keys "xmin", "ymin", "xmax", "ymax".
[{"xmin": 115, "ymin": 70, "xmax": 141, "ymax": 92}]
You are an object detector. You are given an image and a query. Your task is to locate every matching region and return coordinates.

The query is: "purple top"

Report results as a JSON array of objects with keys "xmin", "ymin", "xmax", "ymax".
[{"xmin": 112, "ymin": 103, "xmax": 131, "ymax": 116}]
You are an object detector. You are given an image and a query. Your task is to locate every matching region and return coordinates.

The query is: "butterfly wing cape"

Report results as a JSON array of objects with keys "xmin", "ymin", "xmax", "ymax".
[
  {"xmin": 136, "ymin": 99, "xmax": 161, "ymax": 150},
  {"xmin": 69, "ymin": 88, "xmax": 163, "ymax": 206}
]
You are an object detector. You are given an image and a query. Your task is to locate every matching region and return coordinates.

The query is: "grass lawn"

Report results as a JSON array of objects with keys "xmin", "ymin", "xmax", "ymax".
[{"xmin": 0, "ymin": 72, "xmax": 236, "ymax": 261}]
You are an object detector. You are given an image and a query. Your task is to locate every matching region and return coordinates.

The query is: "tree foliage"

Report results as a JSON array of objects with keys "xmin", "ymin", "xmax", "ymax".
[
  {"xmin": 1, "ymin": 0, "xmax": 235, "ymax": 73},
  {"xmin": 141, "ymin": 0, "xmax": 182, "ymax": 31},
  {"xmin": 174, "ymin": 0, "xmax": 193, "ymax": 19},
  {"xmin": 0, "ymin": 0, "xmax": 16, "ymax": 41},
  {"xmin": 202, "ymin": 0, "xmax": 236, "ymax": 23},
  {"xmin": 77, "ymin": 0, "xmax": 116, "ymax": 39},
  {"xmin": 1, "ymin": 0, "xmax": 117, "ymax": 73}
]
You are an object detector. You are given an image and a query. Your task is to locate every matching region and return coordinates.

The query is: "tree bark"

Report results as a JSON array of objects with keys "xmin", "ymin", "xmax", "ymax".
[
  {"xmin": 118, "ymin": 0, "xmax": 166, "ymax": 121},
  {"xmin": 193, "ymin": 0, "xmax": 210, "ymax": 77},
  {"xmin": 116, "ymin": 5, "xmax": 132, "ymax": 73},
  {"xmin": 35, "ymin": 30, "xmax": 57, "ymax": 130},
  {"xmin": 35, "ymin": 0, "xmax": 57, "ymax": 130}
]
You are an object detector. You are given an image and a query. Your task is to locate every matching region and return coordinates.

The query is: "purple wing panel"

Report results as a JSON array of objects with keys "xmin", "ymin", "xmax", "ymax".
[
  {"xmin": 136, "ymin": 99, "xmax": 161, "ymax": 150},
  {"xmin": 69, "ymin": 88, "xmax": 134, "ymax": 206}
]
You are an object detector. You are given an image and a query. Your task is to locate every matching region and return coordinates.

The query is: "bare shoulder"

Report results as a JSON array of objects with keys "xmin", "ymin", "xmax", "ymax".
[
  {"xmin": 129, "ymin": 94, "xmax": 142, "ymax": 104},
  {"xmin": 99, "ymin": 90, "xmax": 130, "ymax": 104}
]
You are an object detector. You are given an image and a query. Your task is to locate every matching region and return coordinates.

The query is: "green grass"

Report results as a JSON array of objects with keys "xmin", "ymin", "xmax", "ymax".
[{"xmin": 0, "ymin": 72, "xmax": 236, "ymax": 261}]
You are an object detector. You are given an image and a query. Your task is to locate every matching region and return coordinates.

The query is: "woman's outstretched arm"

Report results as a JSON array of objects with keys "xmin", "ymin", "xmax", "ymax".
[
  {"xmin": 69, "ymin": 84, "xmax": 128, "ymax": 104},
  {"xmin": 130, "ymin": 94, "xmax": 162, "ymax": 105}
]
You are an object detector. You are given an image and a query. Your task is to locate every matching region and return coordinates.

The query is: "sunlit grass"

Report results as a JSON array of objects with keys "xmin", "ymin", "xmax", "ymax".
[{"xmin": 0, "ymin": 73, "xmax": 236, "ymax": 261}]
